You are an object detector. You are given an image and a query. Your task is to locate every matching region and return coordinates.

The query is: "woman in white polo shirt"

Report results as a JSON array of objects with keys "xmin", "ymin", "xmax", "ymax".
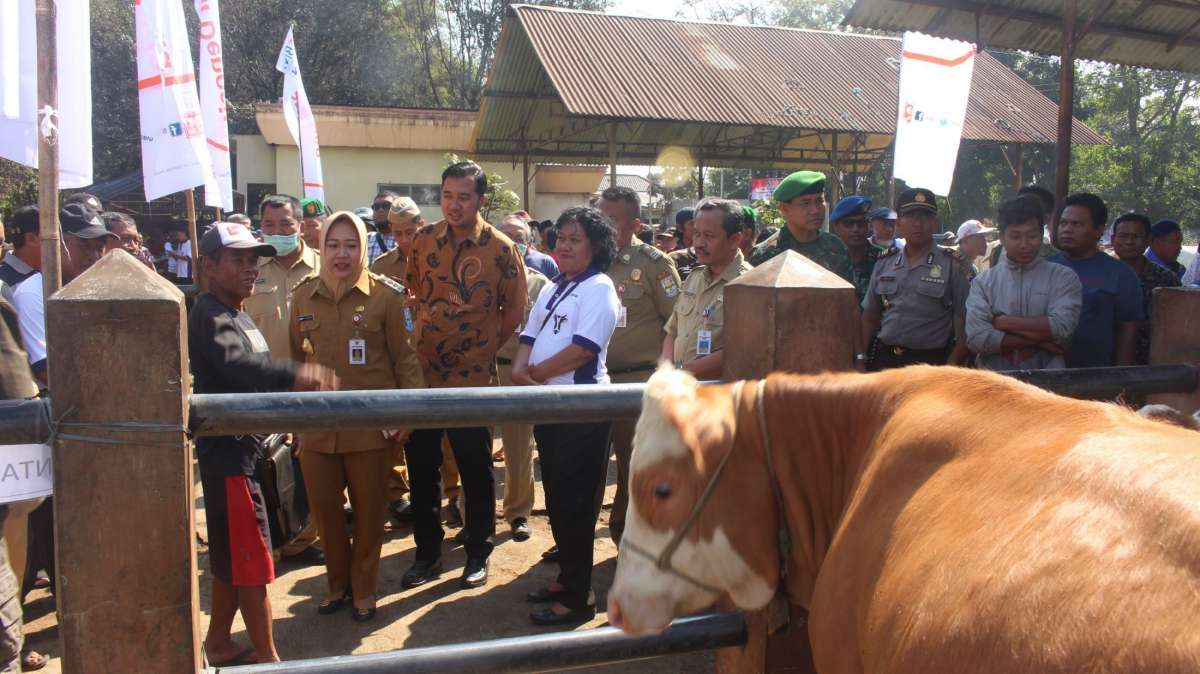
[{"xmin": 512, "ymin": 206, "xmax": 620, "ymax": 626}]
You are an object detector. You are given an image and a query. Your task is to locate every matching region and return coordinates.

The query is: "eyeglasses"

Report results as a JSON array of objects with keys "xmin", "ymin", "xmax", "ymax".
[{"xmin": 372, "ymin": 202, "xmax": 392, "ymax": 211}]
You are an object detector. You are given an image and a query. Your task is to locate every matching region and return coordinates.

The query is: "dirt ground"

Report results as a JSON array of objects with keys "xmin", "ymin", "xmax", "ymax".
[{"xmin": 20, "ymin": 439, "xmax": 713, "ymax": 673}]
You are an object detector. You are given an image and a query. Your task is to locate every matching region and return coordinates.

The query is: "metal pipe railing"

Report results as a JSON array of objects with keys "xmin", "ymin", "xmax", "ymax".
[
  {"xmin": 1, "ymin": 365, "xmax": 1194, "ymax": 445},
  {"xmin": 219, "ymin": 612, "xmax": 746, "ymax": 674}
]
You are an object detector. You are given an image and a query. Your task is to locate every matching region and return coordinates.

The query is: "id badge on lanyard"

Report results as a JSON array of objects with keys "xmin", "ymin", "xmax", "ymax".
[
  {"xmin": 696, "ymin": 330, "xmax": 713, "ymax": 356},
  {"xmin": 349, "ymin": 336, "xmax": 367, "ymax": 365}
]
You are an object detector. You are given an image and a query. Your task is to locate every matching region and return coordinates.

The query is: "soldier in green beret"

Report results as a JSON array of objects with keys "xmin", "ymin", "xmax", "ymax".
[
  {"xmin": 749, "ymin": 170, "xmax": 853, "ymax": 283},
  {"xmin": 300, "ymin": 197, "xmax": 328, "ymax": 251},
  {"xmin": 739, "ymin": 205, "xmax": 759, "ymax": 259}
]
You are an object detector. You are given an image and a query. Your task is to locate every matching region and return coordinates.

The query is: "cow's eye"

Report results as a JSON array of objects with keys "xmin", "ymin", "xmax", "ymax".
[{"xmin": 654, "ymin": 482, "xmax": 672, "ymax": 499}]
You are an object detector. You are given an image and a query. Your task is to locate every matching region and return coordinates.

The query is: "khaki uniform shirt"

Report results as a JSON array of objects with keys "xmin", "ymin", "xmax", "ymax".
[
  {"xmin": 290, "ymin": 272, "xmax": 424, "ymax": 453},
  {"xmin": 370, "ymin": 247, "xmax": 407, "ymax": 286},
  {"xmin": 666, "ymin": 250, "xmax": 753, "ymax": 366},
  {"xmin": 862, "ymin": 247, "xmax": 970, "ymax": 350},
  {"xmin": 244, "ymin": 243, "xmax": 320, "ymax": 357},
  {"xmin": 497, "ymin": 267, "xmax": 551, "ymax": 363},
  {"xmin": 406, "ymin": 216, "xmax": 527, "ymax": 387},
  {"xmin": 605, "ymin": 239, "xmax": 681, "ymax": 373}
]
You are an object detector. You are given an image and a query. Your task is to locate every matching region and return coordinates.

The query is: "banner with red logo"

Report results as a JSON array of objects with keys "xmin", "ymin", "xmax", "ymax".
[
  {"xmin": 194, "ymin": 0, "xmax": 233, "ymax": 211},
  {"xmin": 136, "ymin": 0, "xmax": 218, "ymax": 201},
  {"xmin": 893, "ymin": 32, "xmax": 975, "ymax": 196},
  {"xmin": 750, "ymin": 177, "xmax": 783, "ymax": 201},
  {"xmin": 275, "ymin": 27, "xmax": 325, "ymax": 202}
]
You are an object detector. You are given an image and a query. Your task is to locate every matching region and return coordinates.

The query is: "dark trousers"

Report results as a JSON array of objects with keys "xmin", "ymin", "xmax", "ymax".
[
  {"xmin": 405, "ymin": 426, "xmax": 495, "ymax": 562},
  {"xmin": 868, "ymin": 342, "xmax": 951, "ymax": 371},
  {"xmin": 535, "ymin": 421, "xmax": 612, "ymax": 611}
]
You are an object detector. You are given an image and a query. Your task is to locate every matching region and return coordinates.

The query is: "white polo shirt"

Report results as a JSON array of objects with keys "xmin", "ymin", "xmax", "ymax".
[
  {"xmin": 12, "ymin": 273, "xmax": 46, "ymax": 368},
  {"xmin": 520, "ymin": 269, "xmax": 620, "ymax": 385}
]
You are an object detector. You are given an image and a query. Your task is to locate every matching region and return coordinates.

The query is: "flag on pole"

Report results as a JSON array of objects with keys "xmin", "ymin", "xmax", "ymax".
[
  {"xmin": 275, "ymin": 27, "xmax": 325, "ymax": 202},
  {"xmin": 892, "ymin": 32, "xmax": 976, "ymax": 196},
  {"xmin": 136, "ymin": 0, "xmax": 218, "ymax": 202},
  {"xmin": 194, "ymin": 0, "xmax": 233, "ymax": 212},
  {"xmin": 0, "ymin": 0, "xmax": 93, "ymax": 188}
]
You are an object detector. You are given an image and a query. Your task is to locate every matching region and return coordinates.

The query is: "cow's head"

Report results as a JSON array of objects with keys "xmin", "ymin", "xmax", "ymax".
[{"xmin": 609, "ymin": 367, "xmax": 779, "ymax": 635}]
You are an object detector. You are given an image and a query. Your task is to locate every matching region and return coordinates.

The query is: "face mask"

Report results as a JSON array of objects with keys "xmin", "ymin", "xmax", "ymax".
[
  {"xmin": 515, "ymin": 243, "xmax": 528, "ymax": 257},
  {"xmin": 264, "ymin": 233, "xmax": 299, "ymax": 255}
]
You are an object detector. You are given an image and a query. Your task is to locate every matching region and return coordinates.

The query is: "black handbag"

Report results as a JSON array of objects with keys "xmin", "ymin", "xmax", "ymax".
[{"xmin": 254, "ymin": 434, "xmax": 310, "ymax": 550}]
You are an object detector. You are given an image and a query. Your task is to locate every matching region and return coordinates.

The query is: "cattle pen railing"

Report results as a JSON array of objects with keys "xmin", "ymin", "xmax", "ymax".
[
  {"xmin": 0, "ymin": 364, "xmax": 1195, "ymax": 444},
  {"xmin": 0, "ymin": 364, "xmax": 1194, "ymax": 673}
]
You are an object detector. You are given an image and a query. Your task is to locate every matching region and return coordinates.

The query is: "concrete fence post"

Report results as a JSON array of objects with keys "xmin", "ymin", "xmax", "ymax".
[
  {"xmin": 717, "ymin": 249, "xmax": 858, "ymax": 674},
  {"xmin": 45, "ymin": 251, "xmax": 200, "ymax": 672},
  {"xmin": 1149, "ymin": 286, "xmax": 1200, "ymax": 415}
]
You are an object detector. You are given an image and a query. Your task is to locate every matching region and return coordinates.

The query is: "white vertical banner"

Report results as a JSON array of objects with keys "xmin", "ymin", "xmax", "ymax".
[
  {"xmin": 194, "ymin": 0, "xmax": 233, "ymax": 211},
  {"xmin": 0, "ymin": 0, "xmax": 93, "ymax": 188},
  {"xmin": 893, "ymin": 31, "xmax": 976, "ymax": 196},
  {"xmin": 275, "ymin": 27, "xmax": 325, "ymax": 202},
  {"xmin": 136, "ymin": 0, "xmax": 218, "ymax": 201}
]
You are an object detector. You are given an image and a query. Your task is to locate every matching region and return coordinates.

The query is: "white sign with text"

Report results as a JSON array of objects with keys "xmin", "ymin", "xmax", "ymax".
[{"xmin": 0, "ymin": 444, "xmax": 52, "ymax": 504}]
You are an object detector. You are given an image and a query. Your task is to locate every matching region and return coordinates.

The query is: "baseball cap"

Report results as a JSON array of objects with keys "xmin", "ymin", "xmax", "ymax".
[
  {"xmin": 654, "ymin": 226, "xmax": 677, "ymax": 239},
  {"xmin": 675, "ymin": 208, "xmax": 695, "ymax": 226},
  {"xmin": 896, "ymin": 188, "xmax": 937, "ymax": 215},
  {"xmin": 199, "ymin": 222, "xmax": 277, "ymax": 257},
  {"xmin": 353, "ymin": 207, "xmax": 375, "ymax": 226},
  {"xmin": 956, "ymin": 219, "xmax": 997, "ymax": 241},
  {"xmin": 8, "ymin": 205, "xmax": 40, "ymax": 240},
  {"xmin": 830, "ymin": 195, "xmax": 872, "ymax": 222},
  {"xmin": 64, "ymin": 192, "xmax": 103, "ymax": 213},
  {"xmin": 388, "ymin": 197, "xmax": 421, "ymax": 225},
  {"xmin": 61, "ymin": 203, "xmax": 117, "ymax": 240},
  {"xmin": 867, "ymin": 207, "xmax": 897, "ymax": 221}
]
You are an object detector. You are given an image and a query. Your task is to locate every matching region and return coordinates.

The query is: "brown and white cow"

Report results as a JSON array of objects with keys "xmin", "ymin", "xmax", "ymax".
[{"xmin": 608, "ymin": 365, "xmax": 1200, "ymax": 673}]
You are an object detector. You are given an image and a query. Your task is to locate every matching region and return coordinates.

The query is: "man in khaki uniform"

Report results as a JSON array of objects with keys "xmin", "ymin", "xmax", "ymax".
[
  {"xmin": 370, "ymin": 197, "xmax": 422, "ymax": 285},
  {"xmin": 242, "ymin": 194, "xmax": 323, "ymax": 562},
  {"xmin": 495, "ymin": 217, "xmax": 551, "ymax": 542},
  {"xmin": 664, "ymin": 198, "xmax": 753, "ymax": 378},
  {"xmin": 597, "ymin": 186, "xmax": 681, "ymax": 545}
]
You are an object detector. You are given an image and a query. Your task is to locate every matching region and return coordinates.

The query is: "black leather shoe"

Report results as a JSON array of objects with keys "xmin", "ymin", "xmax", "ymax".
[
  {"xmin": 511, "ymin": 517, "xmax": 531, "ymax": 542},
  {"xmin": 530, "ymin": 605, "xmax": 595, "ymax": 626},
  {"xmin": 317, "ymin": 587, "xmax": 351, "ymax": 615},
  {"xmin": 541, "ymin": 545, "xmax": 560, "ymax": 563},
  {"xmin": 453, "ymin": 528, "xmax": 469, "ymax": 545},
  {"xmin": 444, "ymin": 502, "xmax": 463, "ymax": 527},
  {"xmin": 461, "ymin": 557, "xmax": 489, "ymax": 588},
  {"xmin": 401, "ymin": 559, "xmax": 443, "ymax": 589},
  {"xmin": 388, "ymin": 498, "xmax": 413, "ymax": 525},
  {"xmin": 526, "ymin": 587, "xmax": 568, "ymax": 603}
]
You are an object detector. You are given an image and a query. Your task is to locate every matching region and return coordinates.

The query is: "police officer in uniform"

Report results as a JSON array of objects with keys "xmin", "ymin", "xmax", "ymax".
[
  {"xmin": 859, "ymin": 188, "xmax": 971, "ymax": 371},
  {"xmin": 597, "ymin": 186, "xmax": 680, "ymax": 546}
]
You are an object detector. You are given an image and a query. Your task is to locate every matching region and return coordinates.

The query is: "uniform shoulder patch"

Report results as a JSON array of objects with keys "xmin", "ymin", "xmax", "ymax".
[
  {"xmin": 641, "ymin": 244, "xmax": 663, "ymax": 261},
  {"xmin": 878, "ymin": 246, "xmax": 901, "ymax": 258},
  {"xmin": 371, "ymin": 272, "xmax": 407, "ymax": 295},
  {"xmin": 290, "ymin": 273, "xmax": 319, "ymax": 293}
]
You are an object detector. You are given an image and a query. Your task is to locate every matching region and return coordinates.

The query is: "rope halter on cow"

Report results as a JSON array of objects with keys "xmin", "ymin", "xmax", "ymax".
[{"xmin": 621, "ymin": 379, "xmax": 792, "ymax": 598}]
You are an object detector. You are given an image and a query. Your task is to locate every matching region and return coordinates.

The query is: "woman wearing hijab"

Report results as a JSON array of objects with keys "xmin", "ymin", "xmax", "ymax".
[
  {"xmin": 289, "ymin": 211, "xmax": 425, "ymax": 621},
  {"xmin": 512, "ymin": 206, "xmax": 621, "ymax": 626}
]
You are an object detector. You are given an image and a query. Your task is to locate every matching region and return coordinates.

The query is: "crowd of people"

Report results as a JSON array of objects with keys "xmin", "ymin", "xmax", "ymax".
[{"xmin": 0, "ymin": 158, "xmax": 1196, "ymax": 667}]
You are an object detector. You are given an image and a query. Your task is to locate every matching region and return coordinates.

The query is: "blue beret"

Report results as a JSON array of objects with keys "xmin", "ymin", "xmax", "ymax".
[
  {"xmin": 675, "ymin": 208, "xmax": 695, "ymax": 226},
  {"xmin": 830, "ymin": 196, "xmax": 872, "ymax": 223},
  {"xmin": 868, "ymin": 207, "xmax": 897, "ymax": 221},
  {"xmin": 773, "ymin": 171, "xmax": 826, "ymax": 203},
  {"xmin": 1150, "ymin": 219, "xmax": 1181, "ymax": 238}
]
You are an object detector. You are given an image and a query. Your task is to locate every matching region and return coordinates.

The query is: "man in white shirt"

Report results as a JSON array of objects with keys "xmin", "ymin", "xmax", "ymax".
[{"xmin": 13, "ymin": 203, "xmax": 117, "ymax": 385}]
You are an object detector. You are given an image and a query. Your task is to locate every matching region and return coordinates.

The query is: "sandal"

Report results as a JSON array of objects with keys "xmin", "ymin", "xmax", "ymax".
[
  {"xmin": 210, "ymin": 647, "xmax": 256, "ymax": 667},
  {"xmin": 21, "ymin": 649, "xmax": 46, "ymax": 671}
]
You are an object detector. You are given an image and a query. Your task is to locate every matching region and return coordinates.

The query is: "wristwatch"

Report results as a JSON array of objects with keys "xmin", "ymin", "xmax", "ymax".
[{"xmin": 854, "ymin": 352, "xmax": 867, "ymax": 362}]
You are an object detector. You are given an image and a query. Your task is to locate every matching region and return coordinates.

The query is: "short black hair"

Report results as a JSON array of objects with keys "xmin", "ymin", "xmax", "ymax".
[
  {"xmin": 1060, "ymin": 193, "xmax": 1108, "ymax": 230},
  {"xmin": 1112, "ymin": 212, "xmax": 1151, "ymax": 238},
  {"xmin": 8, "ymin": 205, "xmax": 39, "ymax": 250},
  {"xmin": 1016, "ymin": 184, "xmax": 1055, "ymax": 216},
  {"xmin": 442, "ymin": 161, "xmax": 488, "ymax": 197},
  {"xmin": 600, "ymin": 186, "xmax": 641, "ymax": 211},
  {"xmin": 259, "ymin": 194, "xmax": 301, "ymax": 219},
  {"xmin": 997, "ymin": 194, "xmax": 1046, "ymax": 233},
  {"xmin": 102, "ymin": 211, "xmax": 137, "ymax": 232},
  {"xmin": 695, "ymin": 198, "xmax": 745, "ymax": 237},
  {"xmin": 374, "ymin": 190, "xmax": 400, "ymax": 202},
  {"xmin": 555, "ymin": 206, "xmax": 618, "ymax": 272}
]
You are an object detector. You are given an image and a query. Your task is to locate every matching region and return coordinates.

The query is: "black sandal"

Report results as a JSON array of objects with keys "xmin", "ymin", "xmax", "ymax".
[
  {"xmin": 317, "ymin": 587, "xmax": 351, "ymax": 615},
  {"xmin": 351, "ymin": 605, "xmax": 377, "ymax": 622},
  {"xmin": 526, "ymin": 587, "xmax": 568, "ymax": 603}
]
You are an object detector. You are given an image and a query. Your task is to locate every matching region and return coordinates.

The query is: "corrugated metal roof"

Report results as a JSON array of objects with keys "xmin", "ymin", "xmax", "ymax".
[
  {"xmin": 844, "ymin": 0, "xmax": 1200, "ymax": 74},
  {"xmin": 471, "ymin": 5, "xmax": 1102, "ymax": 171},
  {"xmin": 598, "ymin": 174, "xmax": 653, "ymax": 192}
]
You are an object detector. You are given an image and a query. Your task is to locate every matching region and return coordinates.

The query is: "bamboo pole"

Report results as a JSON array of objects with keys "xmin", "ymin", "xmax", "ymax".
[
  {"xmin": 185, "ymin": 189, "xmax": 199, "ymax": 276},
  {"xmin": 35, "ymin": 0, "xmax": 62, "ymax": 297}
]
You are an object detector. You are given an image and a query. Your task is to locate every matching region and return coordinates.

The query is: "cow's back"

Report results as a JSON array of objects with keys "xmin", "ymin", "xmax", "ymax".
[{"xmin": 809, "ymin": 382, "xmax": 1200, "ymax": 674}]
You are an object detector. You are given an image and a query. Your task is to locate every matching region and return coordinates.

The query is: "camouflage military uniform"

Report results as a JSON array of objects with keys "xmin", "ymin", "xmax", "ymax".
[
  {"xmin": 750, "ymin": 226, "xmax": 854, "ymax": 283},
  {"xmin": 668, "ymin": 247, "xmax": 699, "ymax": 281},
  {"xmin": 851, "ymin": 241, "xmax": 892, "ymax": 303}
]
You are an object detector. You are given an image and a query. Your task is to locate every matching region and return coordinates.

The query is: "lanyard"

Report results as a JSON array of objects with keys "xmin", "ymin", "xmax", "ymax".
[{"xmin": 537, "ymin": 268, "xmax": 599, "ymax": 333}]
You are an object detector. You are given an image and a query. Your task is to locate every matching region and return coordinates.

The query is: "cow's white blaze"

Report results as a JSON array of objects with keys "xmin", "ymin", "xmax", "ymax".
[{"xmin": 612, "ymin": 366, "xmax": 773, "ymax": 634}]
